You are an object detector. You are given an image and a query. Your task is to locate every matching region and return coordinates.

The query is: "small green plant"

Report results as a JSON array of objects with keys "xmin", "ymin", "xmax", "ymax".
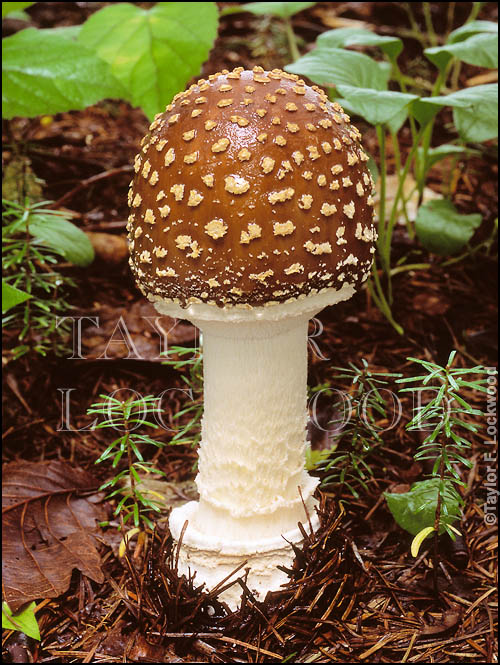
[
  {"xmin": 88, "ymin": 394, "xmax": 165, "ymax": 530},
  {"xmin": 285, "ymin": 7, "xmax": 498, "ymax": 332},
  {"xmin": 162, "ymin": 345, "xmax": 204, "ymax": 447},
  {"xmin": 386, "ymin": 351, "xmax": 492, "ymax": 558},
  {"xmin": 2, "ymin": 198, "xmax": 94, "ymax": 358},
  {"xmin": 310, "ymin": 360, "xmax": 401, "ymax": 497}
]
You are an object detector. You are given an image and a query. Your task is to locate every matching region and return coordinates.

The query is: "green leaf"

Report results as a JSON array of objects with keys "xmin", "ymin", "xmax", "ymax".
[
  {"xmin": 425, "ymin": 32, "xmax": 498, "ymax": 71},
  {"xmin": 2, "ymin": 2, "xmax": 34, "ymax": 18},
  {"xmin": 385, "ymin": 478, "xmax": 462, "ymax": 536},
  {"xmin": 366, "ymin": 153, "xmax": 379, "ymax": 184},
  {"xmin": 452, "ymin": 32, "xmax": 498, "ymax": 68},
  {"xmin": 2, "ymin": 281, "xmax": 31, "ymax": 312},
  {"xmin": 240, "ymin": 2, "xmax": 316, "ymax": 18},
  {"xmin": 2, "ymin": 601, "xmax": 40, "ymax": 640},
  {"xmin": 28, "ymin": 214, "xmax": 95, "ymax": 266},
  {"xmin": 420, "ymin": 84, "xmax": 498, "ymax": 143},
  {"xmin": 2, "ymin": 27, "xmax": 127, "ymax": 118},
  {"xmin": 3, "ymin": 10, "xmax": 31, "ymax": 21},
  {"xmin": 335, "ymin": 85, "xmax": 417, "ymax": 127},
  {"xmin": 418, "ymin": 143, "xmax": 468, "ymax": 171},
  {"xmin": 448, "ymin": 19, "xmax": 498, "ymax": 44},
  {"xmin": 452, "ymin": 85, "xmax": 498, "ymax": 143},
  {"xmin": 78, "ymin": 2, "xmax": 218, "ymax": 121},
  {"xmin": 424, "ymin": 45, "xmax": 454, "ymax": 72},
  {"xmin": 50, "ymin": 25, "xmax": 82, "ymax": 40},
  {"xmin": 317, "ymin": 27, "xmax": 402, "ymax": 61},
  {"xmin": 416, "ymin": 199, "xmax": 482, "ymax": 256},
  {"xmin": 410, "ymin": 98, "xmax": 441, "ymax": 128},
  {"xmin": 285, "ymin": 47, "xmax": 390, "ymax": 90},
  {"xmin": 386, "ymin": 105, "xmax": 410, "ymax": 134}
]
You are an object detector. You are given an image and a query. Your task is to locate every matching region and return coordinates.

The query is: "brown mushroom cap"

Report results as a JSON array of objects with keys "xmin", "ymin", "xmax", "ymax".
[{"xmin": 128, "ymin": 66, "xmax": 376, "ymax": 309}]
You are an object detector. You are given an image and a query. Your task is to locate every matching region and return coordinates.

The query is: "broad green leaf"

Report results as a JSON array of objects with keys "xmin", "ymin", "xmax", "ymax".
[
  {"xmin": 336, "ymin": 86, "xmax": 409, "ymax": 131},
  {"xmin": 317, "ymin": 27, "xmax": 403, "ymax": 61},
  {"xmin": 2, "ymin": 2, "xmax": 34, "ymax": 18},
  {"xmin": 451, "ymin": 32, "xmax": 498, "ymax": 67},
  {"xmin": 425, "ymin": 32, "xmax": 498, "ymax": 71},
  {"xmin": 2, "ymin": 281, "xmax": 31, "ymax": 313},
  {"xmin": 448, "ymin": 19, "xmax": 498, "ymax": 44},
  {"xmin": 2, "ymin": 28, "xmax": 127, "ymax": 118},
  {"xmin": 417, "ymin": 143, "xmax": 468, "ymax": 171},
  {"xmin": 330, "ymin": 95, "xmax": 360, "ymax": 122},
  {"xmin": 452, "ymin": 85, "xmax": 498, "ymax": 142},
  {"xmin": 386, "ymin": 105, "xmax": 409, "ymax": 134},
  {"xmin": 415, "ymin": 199, "xmax": 482, "ymax": 255},
  {"xmin": 285, "ymin": 47, "xmax": 390, "ymax": 90},
  {"xmin": 3, "ymin": 10, "xmax": 31, "ymax": 21},
  {"xmin": 424, "ymin": 45, "xmax": 455, "ymax": 72},
  {"xmin": 28, "ymin": 214, "xmax": 95, "ymax": 266},
  {"xmin": 385, "ymin": 478, "xmax": 462, "ymax": 536},
  {"xmin": 240, "ymin": 2, "xmax": 316, "ymax": 18},
  {"xmin": 50, "ymin": 25, "xmax": 82, "ymax": 40},
  {"xmin": 2, "ymin": 602, "xmax": 40, "ymax": 640},
  {"xmin": 410, "ymin": 98, "xmax": 441, "ymax": 128},
  {"xmin": 420, "ymin": 84, "xmax": 498, "ymax": 142},
  {"xmin": 377, "ymin": 59, "xmax": 392, "ymax": 80},
  {"xmin": 335, "ymin": 85, "xmax": 417, "ymax": 127},
  {"xmin": 78, "ymin": 2, "xmax": 218, "ymax": 121}
]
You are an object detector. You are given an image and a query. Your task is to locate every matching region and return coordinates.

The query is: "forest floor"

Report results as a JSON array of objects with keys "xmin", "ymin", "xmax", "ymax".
[{"xmin": 2, "ymin": 2, "xmax": 498, "ymax": 662}]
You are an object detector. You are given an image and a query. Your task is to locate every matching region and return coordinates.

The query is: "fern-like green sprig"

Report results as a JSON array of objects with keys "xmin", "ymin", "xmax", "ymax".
[
  {"xmin": 162, "ymin": 345, "xmax": 203, "ymax": 447},
  {"xmin": 313, "ymin": 359, "xmax": 402, "ymax": 497},
  {"xmin": 89, "ymin": 394, "xmax": 164, "ymax": 530}
]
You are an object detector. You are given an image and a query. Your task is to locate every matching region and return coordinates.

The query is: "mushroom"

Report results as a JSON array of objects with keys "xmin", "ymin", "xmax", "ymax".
[{"xmin": 127, "ymin": 66, "xmax": 376, "ymax": 608}]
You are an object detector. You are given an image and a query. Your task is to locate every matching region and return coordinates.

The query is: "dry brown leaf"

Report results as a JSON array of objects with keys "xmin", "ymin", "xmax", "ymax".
[
  {"xmin": 421, "ymin": 610, "xmax": 462, "ymax": 636},
  {"xmin": 2, "ymin": 460, "xmax": 105, "ymax": 612}
]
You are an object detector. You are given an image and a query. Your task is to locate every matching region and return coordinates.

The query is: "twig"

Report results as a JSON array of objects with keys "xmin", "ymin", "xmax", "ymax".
[{"xmin": 49, "ymin": 165, "xmax": 133, "ymax": 209}]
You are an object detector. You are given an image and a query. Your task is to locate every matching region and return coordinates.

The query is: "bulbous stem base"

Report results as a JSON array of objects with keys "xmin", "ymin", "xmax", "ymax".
[{"xmin": 170, "ymin": 499, "xmax": 319, "ymax": 609}]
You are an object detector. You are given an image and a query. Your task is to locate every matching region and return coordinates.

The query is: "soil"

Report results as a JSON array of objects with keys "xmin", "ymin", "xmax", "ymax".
[{"xmin": 2, "ymin": 2, "xmax": 498, "ymax": 663}]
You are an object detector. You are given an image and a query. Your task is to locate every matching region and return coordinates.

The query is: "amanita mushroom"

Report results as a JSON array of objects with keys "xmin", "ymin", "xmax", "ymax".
[{"xmin": 127, "ymin": 66, "xmax": 376, "ymax": 608}]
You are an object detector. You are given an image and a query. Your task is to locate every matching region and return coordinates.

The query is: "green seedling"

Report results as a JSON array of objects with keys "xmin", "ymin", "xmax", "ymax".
[
  {"xmin": 387, "ymin": 351, "xmax": 492, "ymax": 561},
  {"xmin": 311, "ymin": 360, "xmax": 402, "ymax": 498},
  {"xmin": 89, "ymin": 394, "xmax": 165, "ymax": 530}
]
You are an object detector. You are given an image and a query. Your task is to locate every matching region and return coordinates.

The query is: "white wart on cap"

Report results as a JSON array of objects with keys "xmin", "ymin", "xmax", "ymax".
[{"xmin": 128, "ymin": 66, "xmax": 376, "ymax": 308}]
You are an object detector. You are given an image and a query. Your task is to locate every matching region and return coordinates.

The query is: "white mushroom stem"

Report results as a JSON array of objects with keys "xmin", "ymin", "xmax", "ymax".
[
  {"xmin": 191, "ymin": 315, "xmax": 318, "ymax": 541},
  {"xmin": 152, "ymin": 284, "xmax": 355, "ymax": 607}
]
